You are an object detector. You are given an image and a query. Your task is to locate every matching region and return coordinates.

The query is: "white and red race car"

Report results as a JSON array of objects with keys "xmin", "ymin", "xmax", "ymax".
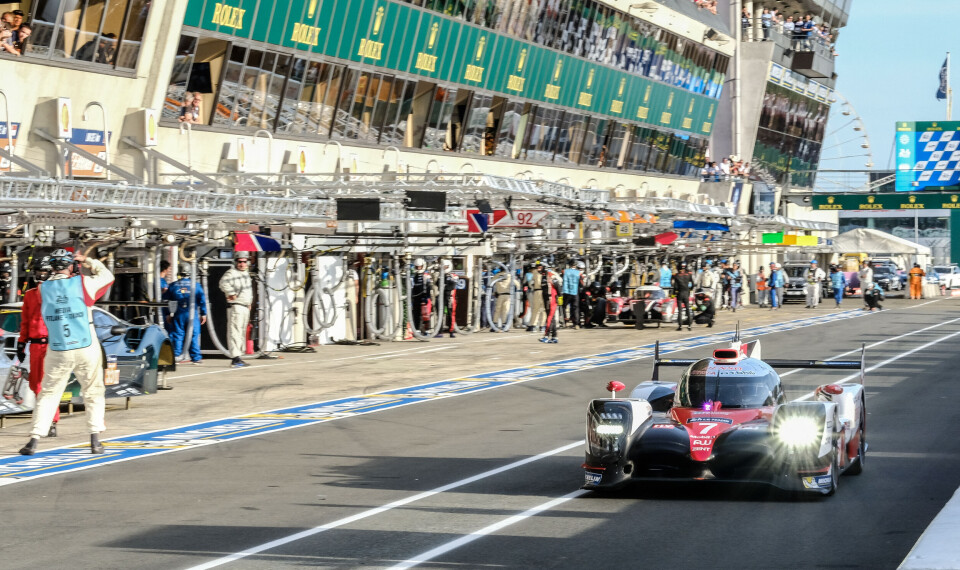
[
  {"xmin": 583, "ymin": 330, "xmax": 866, "ymax": 496},
  {"xmin": 605, "ymin": 286, "xmax": 682, "ymax": 329}
]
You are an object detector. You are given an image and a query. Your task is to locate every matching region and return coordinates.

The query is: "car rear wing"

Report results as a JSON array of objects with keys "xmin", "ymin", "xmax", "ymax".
[
  {"xmin": 650, "ymin": 340, "xmax": 698, "ymax": 382},
  {"xmin": 651, "ymin": 339, "xmax": 866, "ymax": 385},
  {"xmin": 764, "ymin": 343, "xmax": 866, "ymax": 384}
]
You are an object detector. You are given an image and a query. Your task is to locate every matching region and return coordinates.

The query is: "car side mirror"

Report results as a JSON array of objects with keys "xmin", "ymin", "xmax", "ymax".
[{"xmin": 109, "ymin": 325, "xmax": 128, "ymax": 336}]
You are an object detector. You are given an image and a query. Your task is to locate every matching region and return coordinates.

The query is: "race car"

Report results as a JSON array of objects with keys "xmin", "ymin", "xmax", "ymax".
[
  {"xmin": 582, "ymin": 330, "xmax": 866, "ymax": 496},
  {"xmin": 0, "ymin": 303, "xmax": 175, "ymax": 415},
  {"xmin": 605, "ymin": 286, "xmax": 681, "ymax": 328}
]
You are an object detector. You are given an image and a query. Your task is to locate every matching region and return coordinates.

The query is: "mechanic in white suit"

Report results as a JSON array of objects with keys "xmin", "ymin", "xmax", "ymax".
[
  {"xmin": 804, "ymin": 260, "xmax": 826, "ymax": 308},
  {"xmin": 19, "ymin": 249, "xmax": 114, "ymax": 455},
  {"xmin": 219, "ymin": 251, "xmax": 254, "ymax": 368}
]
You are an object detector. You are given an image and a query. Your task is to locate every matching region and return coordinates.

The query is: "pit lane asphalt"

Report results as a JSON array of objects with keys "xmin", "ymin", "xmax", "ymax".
[{"xmin": 3, "ymin": 300, "xmax": 960, "ymax": 570}]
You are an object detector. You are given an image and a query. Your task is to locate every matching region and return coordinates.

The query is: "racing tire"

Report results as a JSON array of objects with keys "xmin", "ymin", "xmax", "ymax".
[
  {"xmin": 825, "ymin": 449, "xmax": 840, "ymax": 496},
  {"xmin": 635, "ymin": 318, "xmax": 644, "ymax": 330},
  {"xmin": 846, "ymin": 403, "xmax": 866, "ymax": 476}
]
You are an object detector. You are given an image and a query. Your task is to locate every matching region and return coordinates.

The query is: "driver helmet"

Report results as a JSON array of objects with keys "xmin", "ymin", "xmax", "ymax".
[
  {"xmin": 49, "ymin": 248, "xmax": 75, "ymax": 271},
  {"xmin": 440, "ymin": 259, "xmax": 453, "ymax": 272},
  {"xmin": 414, "ymin": 257, "xmax": 426, "ymax": 269},
  {"xmin": 576, "ymin": 261, "xmax": 586, "ymax": 270}
]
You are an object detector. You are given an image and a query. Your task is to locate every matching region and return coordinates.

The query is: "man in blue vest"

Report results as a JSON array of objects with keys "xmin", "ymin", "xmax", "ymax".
[
  {"xmin": 561, "ymin": 260, "xmax": 582, "ymax": 328},
  {"xmin": 20, "ymin": 248, "xmax": 114, "ymax": 455},
  {"xmin": 659, "ymin": 262, "xmax": 672, "ymax": 295},
  {"xmin": 164, "ymin": 268, "xmax": 208, "ymax": 364}
]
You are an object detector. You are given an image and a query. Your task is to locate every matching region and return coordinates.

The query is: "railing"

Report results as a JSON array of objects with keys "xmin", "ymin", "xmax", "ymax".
[{"xmin": 741, "ymin": 17, "xmax": 836, "ymax": 59}]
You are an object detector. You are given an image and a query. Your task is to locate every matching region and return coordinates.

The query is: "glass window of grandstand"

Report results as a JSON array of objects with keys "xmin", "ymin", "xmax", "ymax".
[
  {"xmin": 604, "ymin": 122, "xmax": 629, "ymax": 169},
  {"xmin": 521, "ymin": 106, "xmax": 561, "ymax": 162},
  {"xmin": 422, "ymin": 87, "xmax": 471, "ymax": 152},
  {"xmin": 379, "ymin": 79, "xmax": 418, "ymax": 147},
  {"xmin": 14, "ymin": 0, "xmax": 151, "ymax": 68},
  {"xmin": 554, "ymin": 112, "xmax": 588, "ymax": 164},
  {"xmin": 495, "ymin": 101, "xmax": 529, "ymax": 159},
  {"xmin": 579, "ymin": 117, "xmax": 609, "ymax": 167},
  {"xmin": 162, "ymin": 35, "xmax": 228, "ymax": 125},
  {"xmin": 460, "ymin": 93, "xmax": 498, "ymax": 155}
]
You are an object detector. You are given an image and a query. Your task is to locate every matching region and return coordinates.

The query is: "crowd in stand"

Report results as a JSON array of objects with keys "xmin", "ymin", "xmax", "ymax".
[
  {"xmin": 0, "ymin": 10, "xmax": 29, "ymax": 56},
  {"xmin": 741, "ymin": 8, "xmax": 838, "ymax": 56},
  {"xmin": 701, "ymin": 157, "xmax": 751, "ymax": 182}
]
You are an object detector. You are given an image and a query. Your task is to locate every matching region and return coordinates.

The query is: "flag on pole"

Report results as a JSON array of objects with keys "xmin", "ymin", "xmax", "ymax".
[
  {"xmin": 937, "ymin": 57, "xmax": 949, "ymax": 100},
  {"xmin": 234, "ymin": 231, "xmax": 281, "ymax": 252}
]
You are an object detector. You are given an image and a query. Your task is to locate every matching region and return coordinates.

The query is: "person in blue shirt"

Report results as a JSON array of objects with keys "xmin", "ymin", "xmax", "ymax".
[
  {"xmin": 159, "ymin": 260, "xmax": 173, "ymax": 332},
  {"xmin": 164, "ymin": 269, "xmax": 207, "ymax": 364},
  {"xmin": 801, "ymin": 15, "xmax": 815, "ymax": 49},
  {"xmin": 659, "ymin": 262, "xmax": 672, "ymax": 294},
  {"xmin": 829, "ymin": 265, "xmax": 846, "ymax": 308},
  {"xmin": 562, "ymin": 260, "xmax": 583, "ymax": 328},
  {"xmin": 768, "ymin": 262, "xmax": 785, "ymax": 310},
  {"xmin": 726, "ymin": 262, "xmax": 743, "ymax": 311}
]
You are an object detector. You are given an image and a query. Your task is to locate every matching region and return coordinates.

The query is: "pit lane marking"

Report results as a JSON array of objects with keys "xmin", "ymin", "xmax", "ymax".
[
  {"xmin": 0, "ymin": 308, "xmax": 875, "ymax": 483},
  {"xmin": 380, "ymin": 324, "xmax": 960, "ymax": 569},
  {"xmin": 781, "ymin": 315, "xmax": 960, "ymax": 380},
  {"xmin": 184, "ymin": 441, "xmax": 585, "ymax": 570},
  {"xmin": 796, "ymin": 324, "xmax": 960, "ymax": 401}
]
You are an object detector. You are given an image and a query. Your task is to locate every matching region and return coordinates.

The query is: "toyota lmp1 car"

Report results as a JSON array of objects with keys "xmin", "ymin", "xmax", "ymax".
[{"xmin": 583, "ymin": 331, "xmax": 866, "ymax": 496}]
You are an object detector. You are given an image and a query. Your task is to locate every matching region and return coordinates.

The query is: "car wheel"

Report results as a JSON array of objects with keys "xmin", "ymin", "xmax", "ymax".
[
  {"xmin": 635, "ymin": 318, "xmax": 644, "ymax": 330},
  {"xmin": 825, "ymin": 447, "xmax": 840, "ymax": 496},
  {"xmin": 847, "ymin": 402, "xmax": 866, "ymax": 476}
]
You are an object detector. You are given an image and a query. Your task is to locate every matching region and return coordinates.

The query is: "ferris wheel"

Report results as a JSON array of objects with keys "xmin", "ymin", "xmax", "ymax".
[{"xmin": 814, "ymin": 91, "xmax": 876, "ymax": 193}]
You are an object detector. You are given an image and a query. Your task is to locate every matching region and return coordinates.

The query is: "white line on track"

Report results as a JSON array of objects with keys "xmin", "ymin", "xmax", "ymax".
[
  {"xmin": 795, "ymin": 324, "xmax": 960, "ymax": 400},
  {"xmin": 386, "ymin": 490, "xmax": 590, "ymax": 570},
  {"xmin": 388, "ymin": 321, "xmax": 960, "ymax": 569},
  {"xmin": 184, "ymin": 441, "xmax": 584, "ymax": 570},
  {"xmin": 184, "ymin": 306, "xmax": 955, "ymax": 568},
  {"xmin": 779, "ymin": 315, "xmax": 960, "ymax": 379}
]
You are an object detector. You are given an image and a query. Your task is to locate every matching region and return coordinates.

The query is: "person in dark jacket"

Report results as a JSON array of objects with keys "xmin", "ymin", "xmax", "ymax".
[{"xmin": 672, "ymin": 263, "xmax": 693, "ymax": 331}]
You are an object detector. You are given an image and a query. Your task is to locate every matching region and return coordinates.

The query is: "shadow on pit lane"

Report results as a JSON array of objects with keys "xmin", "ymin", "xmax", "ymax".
[
  {"xmin": 304, "ymin": 453, "xmax": 578, "ymax": 495},
  {"xmin": 586, "ymin": 481, "xmax": 827, "ymax": 503}
]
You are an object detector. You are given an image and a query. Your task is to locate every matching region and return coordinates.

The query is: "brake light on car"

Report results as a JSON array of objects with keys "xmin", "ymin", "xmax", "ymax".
[{"xmin": 819, "ymin": 384, "xmax": 843, "ymax": 395}]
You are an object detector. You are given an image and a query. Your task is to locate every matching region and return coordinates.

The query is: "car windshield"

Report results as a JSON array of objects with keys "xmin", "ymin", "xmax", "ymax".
[
  {"xmin": 934, "ymin": 266, "xmax": 953, "ymax": 274},
  {"xmin": 676, "ymin": 359, "xmax": 782, "ymax": 409},
  {"xmin": 785, "ymin": 267, "xmax": 805, "ymax": 278},
  {"xmin": 635, "ymin": 288, "xmax": 666, "ymax": 300},
  {"xmin": 873, "ymin": 267, "xmax": 894, "ymax": 276}
]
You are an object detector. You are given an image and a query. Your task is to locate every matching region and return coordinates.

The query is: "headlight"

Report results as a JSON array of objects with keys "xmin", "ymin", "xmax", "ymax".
[
  {"xmin": 777, "ymin": 417, "xmax": 820, "ymax": 447},
  {"xmin": 596, "ymin": 424, "xmax": 624, "ymax": 435}
]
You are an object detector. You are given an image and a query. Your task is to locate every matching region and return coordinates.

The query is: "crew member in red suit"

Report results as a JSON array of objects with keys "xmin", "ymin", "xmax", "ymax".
[
  {"xmin": 539, "ymin": 264, "xmax": 561, "ymax": 344},
  {"xmin": 17, "ymin": 256, "xmax": 58, "ymax": 437}
]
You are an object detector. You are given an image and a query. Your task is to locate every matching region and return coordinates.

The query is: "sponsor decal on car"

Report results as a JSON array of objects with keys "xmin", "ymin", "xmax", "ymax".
[{"xmin": 584, "ymin": 471, "xmax": 603, "ymax": 485}]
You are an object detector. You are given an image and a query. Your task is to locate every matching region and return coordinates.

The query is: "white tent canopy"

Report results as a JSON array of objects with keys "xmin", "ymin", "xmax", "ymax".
[{"xmin": 831, "ymin": 228, "xmax": 932, "ymax": 256}]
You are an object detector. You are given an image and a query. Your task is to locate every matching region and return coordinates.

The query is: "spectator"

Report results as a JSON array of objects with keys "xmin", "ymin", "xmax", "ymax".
[
  {"xmin": 801, "ymin": 15, "xmax": 815, "ymax": 50},
  {"xmin": 792, "ymin": 16, "xmax": 805, "ymax": 48},
  {"xmin": 0, "ymin": 26, "xmax": 17, "ymax": 56},
  {"xmin": 12, "ymin": 24, "xmax": 29, "ymax": 54},
  {"xmin": 561, "ymin": 260, "xmax": 582, "ymax": 328},
  {"xmin": 783, "ymin": 16, "xmax": 795, "ymax": 37},
  {"xmin": 180, "ymin": 92, "xmax": 202, "ymax": 124},
  {"xmin": 720, "ymin": 157, "xmax": 731, "ymax": 179},
  {"xmin": 75, "ymin": 32, "xmax": 117, "ymax": 64},
  {"xmin": 761, "ymin": 9, "xmax": 772, "ymax": 40}
]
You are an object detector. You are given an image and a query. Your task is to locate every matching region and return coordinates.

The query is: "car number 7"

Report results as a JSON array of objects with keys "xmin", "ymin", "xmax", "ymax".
[{"xmin": 698, "ymin": 423, "xmax": 718, "ymax": 435}]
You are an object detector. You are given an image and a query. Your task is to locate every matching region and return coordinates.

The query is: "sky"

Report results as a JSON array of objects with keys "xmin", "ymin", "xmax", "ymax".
[{"xmin": 827, "ymin": 0, "xmax": 957, "ymax": 178}]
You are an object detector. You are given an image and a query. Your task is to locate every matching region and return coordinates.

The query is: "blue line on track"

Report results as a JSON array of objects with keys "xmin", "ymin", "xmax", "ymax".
[{"xmin": 0, "ymin": 309, "xmax": 866, "ymax": 483}]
